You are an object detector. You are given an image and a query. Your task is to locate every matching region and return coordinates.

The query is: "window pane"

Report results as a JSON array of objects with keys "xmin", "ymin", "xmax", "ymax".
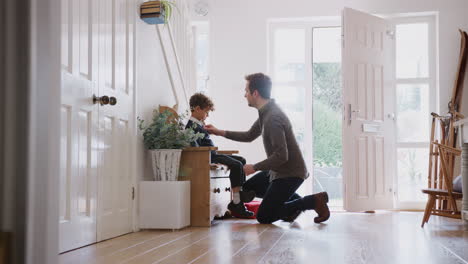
[
  {"xmin": 397, "ymin": 84, "xmax": 429, "ymax": 142},
  {"xmin": 312, "ymin": 27, "xmax": 343, "ymax": 207},
  {"xmin": 396, "ymin": 23, "xmax": 429, "ymax": 78},
  {"xmin": 274, "ymin": 29, "xmax": 305, "ymax": 82},
  {"xmin": 397, "ymin": 148, "xmax": 428, "ymax": 202},
  {"xmin": 313, "ymin": 27, "xmax": 341, "ymax": 63},
  {"xmin": 195, "ymin": 26, "xmax": 209, "ymax": 92}
]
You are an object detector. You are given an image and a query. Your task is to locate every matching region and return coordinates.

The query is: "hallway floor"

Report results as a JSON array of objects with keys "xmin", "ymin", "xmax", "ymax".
[{"xmin": 59, "ymin": 211, "xmax": 468, "ymax": 264}]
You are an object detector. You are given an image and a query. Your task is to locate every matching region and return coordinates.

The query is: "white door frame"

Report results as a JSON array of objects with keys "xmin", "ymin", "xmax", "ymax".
[
  {"xmin": 389, "ymin": 14, "xmax": 438, "ymax": 210},
  {"xmin": 27, "ymin": 0, "xmax": 62, "ymax": 261},
  {"xmin": 1, "ymin": 0, "xmax": 60, "ymax": 263},
  {"xmin": 3, "ymin": 0, "xmax": 138, "ymax": 262},
  {"xmin": 1, "ymin": 0, "xmax": 63, "ymax": 263}
]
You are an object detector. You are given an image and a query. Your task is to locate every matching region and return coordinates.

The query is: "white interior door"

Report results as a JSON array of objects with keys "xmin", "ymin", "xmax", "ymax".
[
  {"xmin": 59, "ymin": 0, "xmax": 99, "ymax": 253},
  {"xmin": 342, "ymin": 8, "xmax": 396, "ymax": 212},
  {"xmin": 96, "ymin": 0, "xmax": 135, "ymax": 241},
  {"xmin": 60, "ymin": 0, "xmax": 135, "ymax": 250}
]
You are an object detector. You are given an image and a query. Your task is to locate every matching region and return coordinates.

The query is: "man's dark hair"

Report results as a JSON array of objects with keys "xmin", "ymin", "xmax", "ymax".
[
  {"xmin": 189, "ymin": 93, "xmax": 214, "ymax": 112},
  {"xmin": 245, "ymin": 73, "xmax": 272, "ymax": 99}
]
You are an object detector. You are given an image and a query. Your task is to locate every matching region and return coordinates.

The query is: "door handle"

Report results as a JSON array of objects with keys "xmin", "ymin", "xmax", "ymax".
[
  {"xmin": 93, "ymin": 95, "xmax": 117, "ymax": 106},
  {"xmin": 348, "ymin": 104, "xmax": 361, "ymax": 125},
  {"xmin": 93, "ymin": 95, "xmax": 109, "ymax": 105},
  {"xmin": 109, "ymin": 96, "xmax": 117, "ymax": 106}
]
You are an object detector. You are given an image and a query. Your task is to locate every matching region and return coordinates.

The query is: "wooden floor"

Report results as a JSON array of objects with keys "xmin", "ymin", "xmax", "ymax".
[{"xmin": 59, "ymin": 211, "xmax": 468, "ymax": 264}]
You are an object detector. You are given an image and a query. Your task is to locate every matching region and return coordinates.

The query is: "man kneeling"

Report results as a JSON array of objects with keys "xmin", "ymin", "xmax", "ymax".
[{"xmin": 205, "ymin": 73, "xmax": 330, "ymax": 223}]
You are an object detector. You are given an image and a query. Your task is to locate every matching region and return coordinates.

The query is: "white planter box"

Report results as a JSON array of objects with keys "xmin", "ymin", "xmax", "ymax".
[{"xmin": 139, "ymin": 181, "xmax": 190, "ymax": 229}]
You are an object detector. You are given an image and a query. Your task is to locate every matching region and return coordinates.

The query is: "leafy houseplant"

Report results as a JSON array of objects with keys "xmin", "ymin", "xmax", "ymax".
[
  {"xmin": 138, "ymin": 109, "xmax": 203, "ymax": 180},
  {"xmin": 138, "ymin": 109, "xmax": 202, "ymax": 149}
]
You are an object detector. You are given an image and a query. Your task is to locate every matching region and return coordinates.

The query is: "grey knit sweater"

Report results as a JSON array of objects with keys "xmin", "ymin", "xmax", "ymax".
[{"xmin": 225, "ymin": 100, "xmax": 309, "ymax": 181}]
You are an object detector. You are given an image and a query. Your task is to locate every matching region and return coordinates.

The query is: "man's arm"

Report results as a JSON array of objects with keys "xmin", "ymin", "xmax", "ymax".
[
  {"xmin": 205, "ymin": 119, "xmax": 262, "ymax": 142},
  {"xmin": 252, "ymin": 121, "xmax": 288, "ymax": 171},
  {"xmin": 224, "ymin": 119, "xmax": 262, "ymax": 142}
]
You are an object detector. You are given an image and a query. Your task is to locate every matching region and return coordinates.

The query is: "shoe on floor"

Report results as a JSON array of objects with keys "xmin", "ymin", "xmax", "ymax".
[
  {"xmin": 311, "ymin": 192, "xmax": 330, "ymax": 223},
  {"xmin": 281, "ymin": 210, "xmax": 303, "ymax": 222},
  {"xmin": 239, "ymin": 190, "xmax": 256, "ymax": 203},
  {"xmin": 228, "ymin": 201, "xmax": 254, "ymax": 218}
]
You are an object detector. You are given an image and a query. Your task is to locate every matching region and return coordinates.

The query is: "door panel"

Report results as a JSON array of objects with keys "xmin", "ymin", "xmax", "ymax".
[
  {"xmin": 375, "ymin": 137, "xmax": 385, "ymax": 196},
  {"xmin": 374, "ymin": 66, "xmax": 384, "ymax": 121},
  {"xmin": 77, "ymin": 110, "xmax": 92, "ymax": 216},
  {"xmin": 356, "ymin": 137, "xmax": 368, "ymax": 198},
  {"xmin": 356, "ymin": 63, "xmax": 367, "ymax": 121},
  {"xmin": 59, "ymin": 106, "xmax": 71, "ymax": 224},
  {"xmin": 342, "ymin": 8, "xmax": 396, "ymax": 211}
]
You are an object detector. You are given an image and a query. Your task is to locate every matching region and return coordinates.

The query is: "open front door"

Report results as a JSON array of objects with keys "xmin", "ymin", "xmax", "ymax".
[{"xmin": 342, "ymin": 8, "xmax": 396, "ymax": 211}]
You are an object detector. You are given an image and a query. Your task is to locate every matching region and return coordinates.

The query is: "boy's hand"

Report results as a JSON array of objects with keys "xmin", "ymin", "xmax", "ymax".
[
  {"xmin": 204, "ymin": 124, "xmax": 225, "ymax": 136},
  {"xmin": 243, "ymin": 164, "xmax": 256, "ymax": 176}
]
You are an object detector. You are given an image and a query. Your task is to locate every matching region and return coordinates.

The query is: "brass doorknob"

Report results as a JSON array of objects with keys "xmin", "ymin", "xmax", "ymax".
[
  {"xmin": 93, "ymin": 95, "xmax": 110, "ymax": 105},
  {"xmin": 109, "ymin": 96, "xmax": 117, "ymax": 106}
]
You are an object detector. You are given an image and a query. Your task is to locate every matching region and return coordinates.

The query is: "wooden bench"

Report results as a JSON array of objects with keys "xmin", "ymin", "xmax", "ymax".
[{"xmin": 178, "ymin": 147, "xmax": 239, "ymax": 227}]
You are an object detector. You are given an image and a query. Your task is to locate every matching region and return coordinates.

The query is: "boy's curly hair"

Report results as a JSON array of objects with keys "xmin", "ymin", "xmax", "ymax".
[{"xmin": 189, "ymin": 93, "xmax": 215, "ymax": 112}]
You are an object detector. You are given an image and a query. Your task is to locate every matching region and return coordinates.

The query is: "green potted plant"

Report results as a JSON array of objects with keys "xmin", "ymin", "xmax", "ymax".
[
  {"xmin": 138, "ymin": 108, "xmax": 203, "ymax": 181},
  {"xmin": 140, "ymin": 0, "xmax": 179, "ymax": 25}
]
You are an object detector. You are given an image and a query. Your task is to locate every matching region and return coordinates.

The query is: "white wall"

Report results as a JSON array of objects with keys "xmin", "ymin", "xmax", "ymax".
[
  {"xmin": 206, "ymin": 0, "xmax": 468, "ymax": 165},
  {"xmin": 136, "ymin": 2, "xmax": 178, "ymax": 180}
]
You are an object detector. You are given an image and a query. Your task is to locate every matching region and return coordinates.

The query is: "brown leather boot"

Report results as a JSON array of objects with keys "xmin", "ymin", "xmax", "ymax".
[{"xmin": 312, "ymin": 192, "xmax": 330, "ymax": 223}]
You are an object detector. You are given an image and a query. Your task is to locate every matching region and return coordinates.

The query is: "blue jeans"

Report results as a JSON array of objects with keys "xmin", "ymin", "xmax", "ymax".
[{"xmin": 243, "ymin": 171, "xmax": 304, "ymax": 224}]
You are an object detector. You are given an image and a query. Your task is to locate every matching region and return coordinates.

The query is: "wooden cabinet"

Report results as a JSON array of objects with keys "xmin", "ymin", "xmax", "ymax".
[{"xmin": 179, "ymin": 147, "xmax": 235, "ymax": 227}]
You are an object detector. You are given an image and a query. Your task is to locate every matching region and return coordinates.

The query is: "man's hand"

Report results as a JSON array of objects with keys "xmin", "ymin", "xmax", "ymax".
[
  {"xmin": 204, "ymin": 124, "xmax": 225, "ymax": 136},
  {"xmin": 243, "ymin": 164, "xmax": 256, "ymax": 176}
]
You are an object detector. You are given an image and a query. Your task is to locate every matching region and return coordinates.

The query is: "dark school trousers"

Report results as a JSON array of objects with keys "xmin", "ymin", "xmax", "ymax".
[
  {"xmin": 243, "ymin": 170, "xmax": 305, "ymax": 224},
  {"xmin": 211, "ymin": 154, "xmax": 246, "ymax": 188}
]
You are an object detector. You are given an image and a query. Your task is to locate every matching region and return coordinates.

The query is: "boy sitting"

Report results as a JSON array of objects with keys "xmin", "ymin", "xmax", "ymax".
[{"xmin": 186, "ymin": 93, "xmax": 255, "ymax": 218}]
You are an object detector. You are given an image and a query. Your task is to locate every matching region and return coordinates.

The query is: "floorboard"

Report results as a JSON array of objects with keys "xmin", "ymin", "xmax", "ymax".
[{"xmin": 59, "ymin": 211, "xmax": 468, "ymax": 264}]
